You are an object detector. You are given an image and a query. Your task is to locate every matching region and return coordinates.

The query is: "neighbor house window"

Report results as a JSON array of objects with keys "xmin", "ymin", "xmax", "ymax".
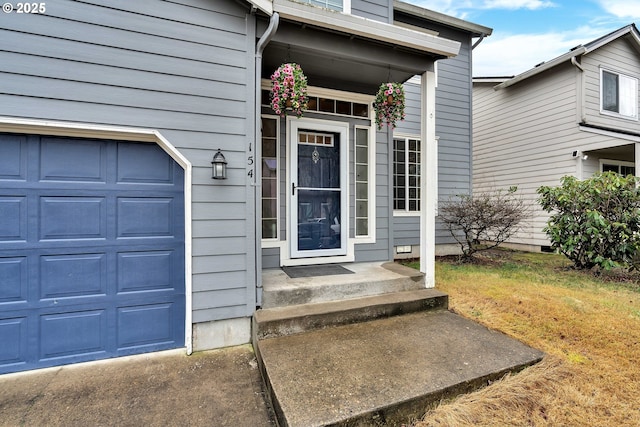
[
  {"xmin": 601, "ymin": 69, "xmax": 638, "ymax": 119},
  {"xmin": 601, "ymin": 160, "xmax": 635, "ymax": 176},
  {"xmin": 262, "ymin": 117, "xmax": 279, "ymax": 239},
  {"xmin": 393, "ymin": 137, "xmax": 420, "ymax": 213}
]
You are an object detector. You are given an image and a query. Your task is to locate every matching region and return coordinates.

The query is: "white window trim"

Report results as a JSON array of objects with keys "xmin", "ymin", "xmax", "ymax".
[
  {"xmin": 600, "ymin": 67, "xmax": 639, "ymax": 121},
  {"xmin": 261, "ymin": 114, "xmax": 281, "ymax": 247},
  {"xmin": 600, "ymin": 158, "xmax": 635, "ymax": 173},
  {"xmin": 354, "ymin": 124, "xmax": 376, "ymax": 243},
  {"xmin": 393, "ymin": 133, "xmax": 421, "ymax": 217}
]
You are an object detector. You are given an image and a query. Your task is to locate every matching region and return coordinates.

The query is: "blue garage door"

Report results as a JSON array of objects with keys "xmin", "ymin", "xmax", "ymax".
[{"xmin": 0, "ymin": 133, "xmax": 185, "ymax": 374}]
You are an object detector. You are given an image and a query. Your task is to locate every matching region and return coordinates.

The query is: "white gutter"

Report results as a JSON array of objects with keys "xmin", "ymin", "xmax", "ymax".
[
  {"xmin": 273, "ymin": 0, "xmax": 460, "ymax": 58},
  {"xmin": 254, "ymin": 12, "xmax": 279, "ymax": 305}
]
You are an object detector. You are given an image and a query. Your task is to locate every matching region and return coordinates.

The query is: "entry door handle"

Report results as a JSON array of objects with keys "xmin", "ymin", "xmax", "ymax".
[{"xmin": 292, "ymin": 182, "xmax": 296, "ymax": 195}]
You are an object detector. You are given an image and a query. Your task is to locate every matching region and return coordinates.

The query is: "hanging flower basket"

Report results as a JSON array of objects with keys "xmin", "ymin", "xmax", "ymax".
[
  {"xmin": 373, "ymin": 82, "xmax": 406, "ymax": 130},
  {"xmin": 270, "ymin": 63, "xmax": 309, "ymax": 118}
]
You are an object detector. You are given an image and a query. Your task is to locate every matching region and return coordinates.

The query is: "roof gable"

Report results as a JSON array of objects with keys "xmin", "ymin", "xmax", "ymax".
[{"xmin": 494, "ymin": 24, "xmax": 640, "ymax": 90}]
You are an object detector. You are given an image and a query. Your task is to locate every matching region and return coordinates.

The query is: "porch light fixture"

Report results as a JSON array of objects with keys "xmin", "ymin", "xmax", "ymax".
[
  {"xmin": 572, "ymin": 150, "xmax": 588, "ymax": 160},
  {"xmin": 211, "ymin": 149, "xmax": 227, "ymax": 180}
]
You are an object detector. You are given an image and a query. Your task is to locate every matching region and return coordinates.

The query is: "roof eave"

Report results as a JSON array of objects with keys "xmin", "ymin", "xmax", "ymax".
[
  {"xmin": 393, "ymin": 0, "xmax": 493, "ymax": 37},
  {"xmin": 584, "ymin": 24, "xmax": 640, "ymax": 53},
  {"xmin": 246, "ymin": 0, "xmax": 273, "ymax": 15},
  {"xmin": 494, "ymin": 46, "xmax": 587, "ymax": 90},
  {"xmin": 273, "ymin": 0, "xmax": 460, "ymax": 58}
]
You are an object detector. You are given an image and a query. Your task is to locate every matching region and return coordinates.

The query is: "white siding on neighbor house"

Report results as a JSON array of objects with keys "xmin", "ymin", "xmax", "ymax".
[
  {"xmin": 582, "ymin": 37, "xmax": 640, "ymax": 132},
  {"xmin": 473, "ymin": 62, "xmax": 581, "ymax": 247},
  {"xmin": 474, "ymin": 43, "xmax": 640, "ymax": 248},
  {"xmin": 0, "ymin": 0, "xmax": 256, "ymax": 323}
]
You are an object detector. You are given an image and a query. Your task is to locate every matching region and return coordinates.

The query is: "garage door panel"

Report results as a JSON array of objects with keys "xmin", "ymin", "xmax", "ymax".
[
  {"xmin": 0, "ymin": 197, "xmax": 26, "ymax": 241},
  {"xmin": 0, "ymin": 133, "xmax": 185, "ymax": 374},
  {"xmin": 0, "ymin": 256, "xmax": 28, "ymax": 303},
  {"xmin": 0, "ymin": 134, "xmax": 26, "ymax": 180},
  {"xmin": 117, "ymin": 198, "xmax": 174, "ymax": 237},
  {"xmin": 0, "ymin": 316, "xmax": 27, "ymax": 366},
  {"xmin": 40, "ymin": 138, "xmax": 106, "ymax": 183},
  {"xmin": 40, "ymin": 253, "xmax": 107, "ymax": 299},
  {"xmin": 117, "ymin": 251, "xmax": 173, "ymax": 293},
  {"xmin": 40, "ymin": 196, "xmax": 106, "ymax": 240},
  {"xmin": 117, "ymin": 303, "xmax": 175, "ymax": 350},
  {"xmin": 117, "ymin": 142, "xmax": 173, "ymax": 184},
  {"xmin": 39, "ymin": 309, "xmax": 107, "ymax": 361}
]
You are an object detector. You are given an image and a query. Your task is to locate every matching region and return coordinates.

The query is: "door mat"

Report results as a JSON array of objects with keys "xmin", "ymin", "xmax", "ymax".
[{"xmin": 282, "ymin": 264, "xmax": 355, "ymax": 279}]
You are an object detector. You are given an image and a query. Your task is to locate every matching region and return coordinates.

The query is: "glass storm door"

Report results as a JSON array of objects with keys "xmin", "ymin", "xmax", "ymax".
[{"xmin": 291, "ymin": 126, "xmax": 347, "ymax": 258}]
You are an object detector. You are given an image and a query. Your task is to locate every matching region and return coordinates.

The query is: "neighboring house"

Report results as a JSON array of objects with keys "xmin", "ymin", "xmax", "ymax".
[
  {"xmin": 473, "ymin": 24, "xmax": 640, "ymax": 252},
  {"xmin": 0, "ymin": 0, "xmax": 487, "ymax": 374}
]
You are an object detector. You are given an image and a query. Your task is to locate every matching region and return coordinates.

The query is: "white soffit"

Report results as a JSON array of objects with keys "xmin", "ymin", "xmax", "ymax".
[
  {"xmin": 247, "ymin": 0, "xmax": 273, "ymax": 15},
  {"xmin": 272, "ymin": 0, "xmax": 460, "ymax": 58}
]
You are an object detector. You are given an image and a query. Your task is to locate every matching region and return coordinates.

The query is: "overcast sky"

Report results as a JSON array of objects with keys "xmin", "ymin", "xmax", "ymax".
[{"xmin": 405, "ymin": 0, "xmax": 640, "ymax": 77}]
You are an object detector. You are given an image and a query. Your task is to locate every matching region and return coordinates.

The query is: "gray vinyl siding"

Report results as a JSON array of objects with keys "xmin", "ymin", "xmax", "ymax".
[
  {"xmin": 393, "ymin": 26, "xmax": 473, "ymax": 248},
  {"xmin": 0, "ymin": 0, "xmax": 256, "ymax": 323},
  {"xmin": 473, "ymin": 63, "xmax": 581, "ymax": 247},
  {"xmin": 582, "ymin": 37, "xmax": 640, "ymax": 133},
  {"xmin": 351, "ymin": 0, "xmax": 392, "ymax": 23}
]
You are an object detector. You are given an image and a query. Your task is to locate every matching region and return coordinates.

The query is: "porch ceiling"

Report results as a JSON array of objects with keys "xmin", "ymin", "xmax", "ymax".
[{"xmin": 262, "ymin": 19, "xmax": 441, "ymax": 94}]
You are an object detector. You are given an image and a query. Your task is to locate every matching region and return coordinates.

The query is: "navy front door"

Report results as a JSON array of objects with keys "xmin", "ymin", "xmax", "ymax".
[{"xmin": 0, "ymin": 133, "xmax": 185, "ymax": 374}]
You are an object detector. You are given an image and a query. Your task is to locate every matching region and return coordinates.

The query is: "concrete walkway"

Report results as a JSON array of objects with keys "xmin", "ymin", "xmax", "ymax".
[
  {"xmin": 258, "ymin": 310, "xmax": 544, "ymax": 427},
  {"xmin": 1, "ymin": 309, "xmax": 543, "ymax": 427},
  {"xmin": 0, "ymin": 345, "xmax": 274, "ymax": 427}
]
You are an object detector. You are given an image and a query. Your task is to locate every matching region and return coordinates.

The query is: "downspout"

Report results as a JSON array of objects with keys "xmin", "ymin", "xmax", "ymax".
[
  {"xmin": 570, "ymin": 55, "xmax": 586, "ymax": 179},
  {"xmin": 571, "ymin": 56, "xmax": 586, "ymax": 124},
  {"xmin": 471, "ymin": 33, "xmax": 486, "ymax": 50},
  {"xmin": 254, "ymin": 12, "xmax": 279, "ymax": 306}
]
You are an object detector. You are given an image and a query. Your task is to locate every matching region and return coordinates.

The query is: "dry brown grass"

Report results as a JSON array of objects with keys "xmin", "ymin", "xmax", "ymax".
[{"xmin": 414, "ymin": 250, "xmax": 640, "ymax": 427}]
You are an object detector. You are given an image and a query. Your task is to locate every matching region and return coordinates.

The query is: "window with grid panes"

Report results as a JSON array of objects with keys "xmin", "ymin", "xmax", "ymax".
[
  {"xmin": 355, "ymin": 127, "xmax": 370, "ymax": 236},
  {"xmin": 301, "ymin": 0, "xmax": 346, "ymax": 12},
  {"xmin": 602, "ymin": 160, "xmax": 635, "ymax": 176},
  {"xmin": 393, "ymin": 138, "xmax": 420, "ymax": 212},
  {"xmin": 262, "ymin": 117, "xmax": 278, "ymax": 239}
]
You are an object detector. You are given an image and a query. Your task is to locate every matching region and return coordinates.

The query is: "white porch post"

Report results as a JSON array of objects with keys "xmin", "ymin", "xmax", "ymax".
[{"xmin": 420, "ymin": 70, "xmax": 437, "ymax": 287}]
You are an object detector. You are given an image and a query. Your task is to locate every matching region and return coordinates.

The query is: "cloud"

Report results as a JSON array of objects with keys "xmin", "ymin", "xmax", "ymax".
[
  {"xmin": 407, "ymin": 0, "xmax": 554, "ymax": 17},
  {"xmin": 481, "ymin": 0, "xmax": 556, "ymax": 10},
  {"xmin": 595, "ymin": 0, "xmax": 640, "ymax": 18},
  {"xmin": 472, "ymin": 27, "xmax": 605, "ymax": 76},
  {"xmin": 405, "ymin": 0, "xmax": 473, "ymax": 18}
]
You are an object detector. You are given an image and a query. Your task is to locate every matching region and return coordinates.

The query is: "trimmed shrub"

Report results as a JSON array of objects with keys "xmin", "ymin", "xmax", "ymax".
[{"xmin": 537, "ymin": 172, "xmax": 640, "ymax": 270}]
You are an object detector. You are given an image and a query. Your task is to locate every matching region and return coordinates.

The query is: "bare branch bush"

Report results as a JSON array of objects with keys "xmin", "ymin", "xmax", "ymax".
[{"xmin": 439, "ymin": 187, "xmax": 528, "ymax": 261}]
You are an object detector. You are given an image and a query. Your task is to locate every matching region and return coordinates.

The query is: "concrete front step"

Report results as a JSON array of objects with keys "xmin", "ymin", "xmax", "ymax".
[
  {"xmin": 256, "ymin": 310, "xmax": 545, "ymax": 427},
  {"xmin": 254, "ymin": 288, "xmax": 448, "ymax": 340},
  {"xmin": 261, "ymin": 262, "xmax": 425, "ymax": 309}
]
